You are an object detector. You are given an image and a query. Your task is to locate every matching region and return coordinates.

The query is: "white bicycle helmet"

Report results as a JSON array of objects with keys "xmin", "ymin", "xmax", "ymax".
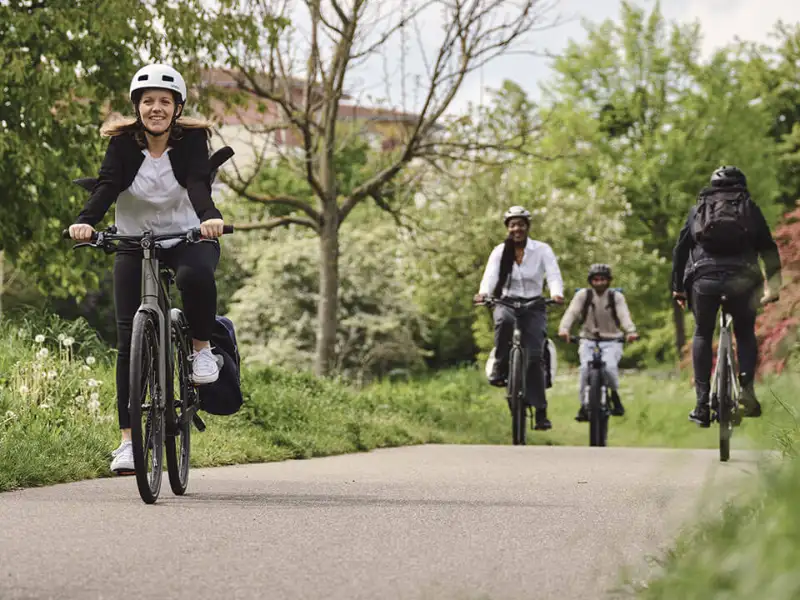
[
  {"xmin": 129, "ymin": 64, "xmax": 187, "ymax": 105},
  {"xmin": 503, "ymin": 205, "xmax": 531, "ymax": 225}
]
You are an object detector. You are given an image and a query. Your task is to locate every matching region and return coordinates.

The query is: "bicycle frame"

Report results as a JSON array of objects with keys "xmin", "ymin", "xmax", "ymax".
[
  {"xmin": 710, "ymin": 309, "xmax": 739, "ymax": 403},
  {"xmin": 138, "ymin": 237, "xmax": 171, "ymax": 420}
]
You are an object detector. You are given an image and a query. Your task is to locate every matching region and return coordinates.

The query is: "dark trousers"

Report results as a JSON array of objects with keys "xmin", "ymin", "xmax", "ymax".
[
  {"xmin": 493, "ymin": 301, "xmax": 547, "ymax": 409},
  {"xmin": 690, "ymin": 274, "xmax": 759, "ymax": 403},
  {"xmin": 113, "ymin": 242, "xmax": 220, "ymax": 429}
]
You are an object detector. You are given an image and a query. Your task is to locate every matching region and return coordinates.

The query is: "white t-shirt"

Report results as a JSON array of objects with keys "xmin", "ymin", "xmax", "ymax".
[{"xmin": 115, "ymin": 149, "xmax": 200, "ymax": 246}]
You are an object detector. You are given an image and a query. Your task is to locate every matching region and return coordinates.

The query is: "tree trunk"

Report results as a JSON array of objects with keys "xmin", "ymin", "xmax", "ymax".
[
  {"xmin": 673, "ymin": 298, "xmax": 686, "ymax": 356},
  {"xmin": 315, "ymin": 207, "xmax": 339, "ymax": 376}
]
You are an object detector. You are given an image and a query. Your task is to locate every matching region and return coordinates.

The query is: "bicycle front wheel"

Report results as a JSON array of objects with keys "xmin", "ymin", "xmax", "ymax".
[
  {"xmin": 508, "ymin": 347, "xmax": 526, "ymax": 446},
  {"xmin": 129, "ymin": 310, "xmax": 164, "ymax": 504},
  {"xmin": 718, "ymin": 351, "xmax": 732, "ymax": 462},
  {"xmin": 588, "ymin": 370, "xmax": 607, "ymax": 447},
  {"xmin": 165, "ymin": 310, "xmax": 194, "ymax": 496}
]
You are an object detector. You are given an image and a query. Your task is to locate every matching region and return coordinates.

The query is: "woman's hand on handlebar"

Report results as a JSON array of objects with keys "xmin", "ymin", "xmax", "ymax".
[
  {"xmin": 68, "ymin": 224, "xmax": 94, "ymax": 241},
  {"xmin": 473, "ymin": 293, "xmax": 487, "ymax": 306},
  {"xmin": 200, "ymin": 218, "xmax": 225, "ymax": 239},
  {"xmin": 625, "ymin": 332, "xmax": 640, "ymax": 343},
  {"xmin": 552, "ymin": 295, "xmax": 564, "ymax": 305}
]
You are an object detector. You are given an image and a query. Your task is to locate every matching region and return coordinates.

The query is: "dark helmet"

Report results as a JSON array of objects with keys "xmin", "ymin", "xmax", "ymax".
[
  {"xmin": 710, "ymin": 165, "xmax": 747, "ymax": 187},
  {"xmin": 588, "ymin": 263, "xmax": 612, "ymax": 282}
]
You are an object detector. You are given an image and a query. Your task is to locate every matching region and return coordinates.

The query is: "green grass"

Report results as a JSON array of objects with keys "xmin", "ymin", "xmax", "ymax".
[
  {"xmin": 0, "ymin": 312, "xmax": 796, "ymax": 495},
  {"xmin": 629, "ymin": 373, "xmax": 800, "ymax": 599}
]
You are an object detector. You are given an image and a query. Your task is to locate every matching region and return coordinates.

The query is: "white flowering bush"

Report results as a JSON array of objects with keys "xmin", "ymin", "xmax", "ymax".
[{"xmin": 227, "ymin": 221, "xmax": 427, "ymax": 381}]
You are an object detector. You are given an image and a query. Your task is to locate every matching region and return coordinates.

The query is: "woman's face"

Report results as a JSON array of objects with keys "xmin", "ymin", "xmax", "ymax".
[
  {"xmin": 506, "ymin": 217, "xmax": 529, "ymax": 243},
  {"xmin": 138, "ymin": 90, "xmax": 180, "ymax": 134}
]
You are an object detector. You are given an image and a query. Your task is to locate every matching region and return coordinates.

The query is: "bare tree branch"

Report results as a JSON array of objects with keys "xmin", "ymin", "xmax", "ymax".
[
  {"xmin": 234, "ymin": 215, "xmax": 321, "ymax": 232},
  {"xmin": 349, "ymin": 1, "xmax": 436, "ymax": 60},
  {"xmin": 220, "ymin": 173, "xmax": 323, "ymax": 224}
]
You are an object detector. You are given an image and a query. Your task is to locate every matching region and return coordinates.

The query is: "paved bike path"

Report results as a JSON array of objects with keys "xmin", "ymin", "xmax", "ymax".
[{"xmin": 0, "ymin": 445, "xmax": 762, "ymax": 600}]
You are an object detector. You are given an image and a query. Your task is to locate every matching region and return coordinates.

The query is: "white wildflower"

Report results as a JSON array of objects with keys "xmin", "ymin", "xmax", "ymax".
[
  {"xmin": 89, "ymin": 392, "xmax": 99, "ymax": 402},
  {"xmin": 37, "ymin": 348, "xmax": 49, "ymax": 359},
  {"xmin": 39, "ymin": 403, "xmax": 51, "ymax": 410},
  {"xmin": 19, "ymin": 385, "xmax": 29, "ymax": 395},
  {"xmin": 82, "ymin": 365, "xmax": 91, "ymax": 371},
  {"xmin": 85, "ymin": 356, "xmax": 96, "ymax": 366},
  {"xmin": 34, "ymin": 334, "xmax": 46, "ymax": 343},
  {"xmin": 57, "ymin": 333, "xmax": 66, "ymax": 342},
  {"xmin": 62, "ymin": 337, "xmax": 75, "ymax": 348},
  {"xmin": 87, "ymin": 399, "xmax": 101, "ymax": 412},
  {"xmin": 47, "ymin": 370, "xmax": 57, "ymax": 379},
  {"xmin": 75, "ymin": 395, "xmax": 85, "ymax": 404},
  {"xmin": 17, "ymin": 328, "xmax": 26, "ymax": 338},
  {"xmin": 87, "ymin": 378, "xmax": 100, "ymax": 388}
]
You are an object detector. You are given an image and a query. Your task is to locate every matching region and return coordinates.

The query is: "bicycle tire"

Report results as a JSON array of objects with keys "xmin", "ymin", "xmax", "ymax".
[
  {"xmin": 718, "ymin": 350, "xmax": 732, "ymax": 462},
  {"xmin": 129, "ymin": 310, "xmax": 164, "ymax": 504},
  {"xmin": 508, "ymin": 346, "xmax": 526, "ymax": 446},
  {"xmin": 588, "ymin": 370, "xmax": 607, "ymax": 447},
  {"xmin": 165, "ymin": 310, "xmax": 193, "ymax": 496}
]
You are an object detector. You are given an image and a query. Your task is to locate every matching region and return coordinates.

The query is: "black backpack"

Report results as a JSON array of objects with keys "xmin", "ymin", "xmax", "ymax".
[
  {"xmin": 197, "ymin": 316, "xmax": 243, "ymax": 416},
  {"xmin": 578, "ymin": 288, "xmax": 621, "ymax": 329},
  {"xmin": 692, "ymin": 186, "xmax": 753, "ymax": 255}
]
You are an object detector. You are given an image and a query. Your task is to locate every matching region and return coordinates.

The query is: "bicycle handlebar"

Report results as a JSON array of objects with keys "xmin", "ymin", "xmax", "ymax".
[
  {"xmin": 61, "ymin": 225, "xmax": 235, "ymax": 245},
  {"xmin": 568, "ymin": 335, "xmax": 626, "ymax": 345},
  {"xmin": 475, "ymin": 296, "xmax": 559, "ymax": 309}
]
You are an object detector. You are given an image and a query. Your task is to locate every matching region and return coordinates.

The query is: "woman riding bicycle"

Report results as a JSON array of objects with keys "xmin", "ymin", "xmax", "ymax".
[
  {"xmin": 473, "ymin": 206, "xmax": 565, "ymax": 430},
  {"xmin": 68, "ymin": 64, "xmax": 226, "ymax": 474}
]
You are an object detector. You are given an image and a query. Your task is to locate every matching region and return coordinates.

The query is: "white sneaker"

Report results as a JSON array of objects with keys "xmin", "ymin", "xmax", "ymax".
[
  {"xmin": 190, "ymin": 346, "xmax": 221, "ymax": 385},
  {"xmin": 110, "ymin": 441, "xmax": 134, "ymax": 474}
]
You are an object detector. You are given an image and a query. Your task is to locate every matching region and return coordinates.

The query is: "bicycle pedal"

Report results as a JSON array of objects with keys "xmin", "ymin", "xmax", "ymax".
[{"xmin": 192, "ymin": 414, "xmax": 207, "ymax": 432}]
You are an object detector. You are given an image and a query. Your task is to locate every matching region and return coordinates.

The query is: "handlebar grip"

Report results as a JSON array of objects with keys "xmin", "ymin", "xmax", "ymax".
[{"xmin": 222, "ymin": 225, "xmax": 235, "ymax": 234}]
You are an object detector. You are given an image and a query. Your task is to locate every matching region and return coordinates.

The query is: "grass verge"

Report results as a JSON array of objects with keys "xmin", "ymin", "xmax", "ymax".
[{"xmin": 1, "ymin": 313, "xmax": 795, "ymax": 493}]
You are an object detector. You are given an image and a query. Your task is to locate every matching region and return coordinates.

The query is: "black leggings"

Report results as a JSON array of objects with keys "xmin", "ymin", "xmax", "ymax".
[
  {"xmin": 113, "ymin": 242, "xmax": 220, "ymax": 429},
  {"xmin": 691, "ymin": 274, "xmax": 760, "ymax": 402}
]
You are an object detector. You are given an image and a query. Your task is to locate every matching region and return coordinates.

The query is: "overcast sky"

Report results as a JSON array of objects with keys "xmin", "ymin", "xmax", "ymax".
[{"xmin": 330, "ymin": 0, "xmax": 800, "ymax": 114}]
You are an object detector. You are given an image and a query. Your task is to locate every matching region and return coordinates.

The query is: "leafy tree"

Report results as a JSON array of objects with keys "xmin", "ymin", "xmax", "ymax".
[
  {"xmin": 538, "ymin": 1, "xmax": 780, "ymax": 354},
  {"xmin": 0, "ymin": 1, "xmax": 169, "ymax": 304},
  {"xmin": 740, "ymin": 22, "xmax": 800, "ymax": 210},
  {"xmin": 185, "ymin": 0, "xmax": 556, "ymax": 375}
]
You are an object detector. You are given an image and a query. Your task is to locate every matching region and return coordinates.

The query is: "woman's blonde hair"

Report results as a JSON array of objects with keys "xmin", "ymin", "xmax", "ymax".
[{"xmin": 101, "ymin": 113, "xmax": 213, "ymax": 146}]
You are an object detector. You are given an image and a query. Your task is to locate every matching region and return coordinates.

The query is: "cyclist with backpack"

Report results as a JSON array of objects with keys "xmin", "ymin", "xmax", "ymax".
[
  {"xmin": 67, "ymin": 64, "xmax": 227, "ymax": 474},
  {"xmin": 558, "ymin": 264, "xmax": 639, "ymax": 421},
  {"xmin": 473, "ymin": 206, "xmax": 565, "ymax": 431},
  {"xmin": 671, "ymin": 166, "xmax": 782, "ymax": 427}
]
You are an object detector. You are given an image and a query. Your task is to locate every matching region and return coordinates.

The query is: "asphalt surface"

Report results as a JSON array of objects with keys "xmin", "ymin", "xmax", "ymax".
[{"xmin": 0, "ymin": 445, "xmax": 763, "ymax": 600}]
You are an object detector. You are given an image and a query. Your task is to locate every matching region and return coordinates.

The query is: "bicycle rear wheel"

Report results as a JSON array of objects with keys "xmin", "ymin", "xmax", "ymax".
[
  {"xmin": 129, "ymin": 310, "xmax": 164, "ymax": 504},
  {"xmin": 718, "ymin": 351, "xmax": 732, "ymax": 462},
  {"xmin": 165, "ymin": 310, "xmax": 194, "ymax": 496},
  {"xmin": 508, "ymin": 346, "xmax": 526, "ymax": 446},
  {"xmin": 588, "ymin": 371, "xmax": 608, "ymax": 447}
]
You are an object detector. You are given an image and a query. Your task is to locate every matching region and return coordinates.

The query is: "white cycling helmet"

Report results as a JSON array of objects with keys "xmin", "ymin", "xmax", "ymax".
[
  {"xmin": 503, "ymin": 205, "xmax": 531, "ymax": 225},
  {"xmin": 129, "ymin": 64, "xmax": 187, "ymax": 105}
]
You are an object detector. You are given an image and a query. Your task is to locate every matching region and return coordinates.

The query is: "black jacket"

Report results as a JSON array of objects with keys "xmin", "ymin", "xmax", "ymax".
[
  {"xmin": 76, "ymin": 128, "xmax": 223, "ymax": 226},
  {"xmin": 671, "ymin": 189, "xmax": 782, "ymax": 293}
]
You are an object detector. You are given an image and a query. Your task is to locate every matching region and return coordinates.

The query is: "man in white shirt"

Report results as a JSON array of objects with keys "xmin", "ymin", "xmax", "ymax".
[{"xmin": 474, "ymin": 206, "xmax": 565, "ymax": 430}]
